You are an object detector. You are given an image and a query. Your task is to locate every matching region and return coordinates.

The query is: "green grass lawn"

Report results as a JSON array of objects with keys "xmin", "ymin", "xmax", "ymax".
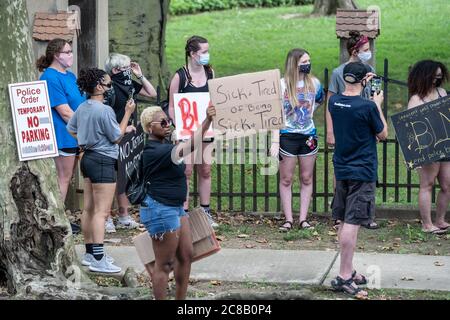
[{"xmin": 165, "ymin": 0, "xmax": 450, "ymax": 212}]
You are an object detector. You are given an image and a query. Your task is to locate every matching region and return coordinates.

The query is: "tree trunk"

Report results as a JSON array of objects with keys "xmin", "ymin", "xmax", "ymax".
[
  {"xmin": 109, "ymin": 0, "xmax": 171, "ymax": 100},
  {"xmin": 312, "ymin": 0, "xmax": 358, "ymax": 16},
  {"xmin": 0, "ymin": 1, "xmax": 142, "ymax": 300}
]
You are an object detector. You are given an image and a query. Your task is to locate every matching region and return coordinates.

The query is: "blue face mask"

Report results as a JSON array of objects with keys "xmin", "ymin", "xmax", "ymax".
[
  {"xmin": 358, "ymin": 51, "xmax": 372, "ymax": 63},
  {"xmin": 198, "ymin": 53, "xmax": 210, "ymax": 66}
]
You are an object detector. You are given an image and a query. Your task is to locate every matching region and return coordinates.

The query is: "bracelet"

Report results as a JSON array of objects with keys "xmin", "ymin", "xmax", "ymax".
[{"xmin": 137, "ymin": 74, "xmax": 144, "ymax": 80}]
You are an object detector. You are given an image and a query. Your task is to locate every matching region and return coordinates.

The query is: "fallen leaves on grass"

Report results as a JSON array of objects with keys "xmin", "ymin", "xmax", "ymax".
[
  {"xmin": 255, "ymin": 238, "xmax": 268, "ymax": 243},
  {"xmin": 245, "ymin": 244, "xmax": 255, "ymax": 248},
  {"xmin": 210, "ymin": 280, "xmax": 221, "ymax": 286},
  {"xmin": 327, "ymin": 231, "xmax": 337, "ymax": 236},
  {"xmin": 216, "ymin": 235, "xmax": 226, "ymax": 241},
  {"xmin": 237, "ymin": 234, "xmax": 250, "ymax": 238}
]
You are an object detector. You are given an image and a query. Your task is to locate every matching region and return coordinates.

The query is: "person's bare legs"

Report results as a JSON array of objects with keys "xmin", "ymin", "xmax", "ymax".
[
  {"xmin": 418, "ymin": 163, "xmax": 440, "ymax": 231},
  {"xmin": 151, "ymin": 231, "xmax": 179, "ymax": 300},
  {"xmin": 435, "ymin": 162, "xmax": 450, "ymax": 229},
  {"xmin": 298, "ymin": 154, "xmax": 317, "ymax": 224},
  {"xmin": 117, "ymin": 193, "xmax": 130, "ymax": 217},
  {"xmin": 91, "ymin": 183, "xmax": 116, "ymax": 244},
  {"xmin": 81, "ymin": 178, "xmax": 95, "ymax": 244},
  {"xmin": 279, "ymin": 156, "xmax": 297, "ymax": 228},
  {"xmin": 184, "ymin": 163, "xmax": 194, "ymax": 211},
  {"xmin": 338, "ymin": 223, "xmax": 367, "ymax": 296},
  {"xmin": 173, "ymin": 216, "xmax": 193, "ymax": 300},
  {"xmin": 54, "ymin": 155, "xmax": 77, "ymax": 201}
]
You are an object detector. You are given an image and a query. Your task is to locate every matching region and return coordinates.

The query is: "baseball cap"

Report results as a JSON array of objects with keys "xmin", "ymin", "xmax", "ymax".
[{"xmin": 343, "ymin": 62, "xmax": 371, "ymax": 84}]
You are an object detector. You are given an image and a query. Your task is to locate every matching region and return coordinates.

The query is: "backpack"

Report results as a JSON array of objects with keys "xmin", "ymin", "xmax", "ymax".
[{"xmin": 158, "ymin": 66, "xmax": 213, "ymax": 121}]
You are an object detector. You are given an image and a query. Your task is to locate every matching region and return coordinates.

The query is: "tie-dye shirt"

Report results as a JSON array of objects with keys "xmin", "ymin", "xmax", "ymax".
[{"xmin": 280, "ymin": 78, "xmax": 324, "ymax": 135}]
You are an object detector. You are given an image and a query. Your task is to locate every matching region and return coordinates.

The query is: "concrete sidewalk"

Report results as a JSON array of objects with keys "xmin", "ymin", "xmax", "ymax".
[{"xmin": 75, "ymin": 245, "xmax": 450, "ymax": 292}]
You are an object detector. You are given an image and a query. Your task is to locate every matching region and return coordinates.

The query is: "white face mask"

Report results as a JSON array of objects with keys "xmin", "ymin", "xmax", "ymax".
[
  {"xmin": 358, "ymin": 51, "xmax": 372, "ymax": 63},
  {"xmin": 197, "ymin": 53, "xmax": 210, "ymax": 66}
]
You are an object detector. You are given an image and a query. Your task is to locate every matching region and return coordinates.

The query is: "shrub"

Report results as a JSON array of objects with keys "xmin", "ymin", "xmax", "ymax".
[{"xmin": 169, "ymin": 0, "xmax": 314, "ymax": 16}]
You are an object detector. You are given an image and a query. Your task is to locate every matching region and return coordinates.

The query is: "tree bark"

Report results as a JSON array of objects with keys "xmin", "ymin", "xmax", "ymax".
[
  {"xmin": 109, "ymin": 0, "xmax": 171, "ymax": 99},
  {"xmin": 312, "ymin": 0, "xmax": 358, "ymax": 16},
  {"xmin": 0, "ymin": 0, "xmax": 144, "ymax": 300}
]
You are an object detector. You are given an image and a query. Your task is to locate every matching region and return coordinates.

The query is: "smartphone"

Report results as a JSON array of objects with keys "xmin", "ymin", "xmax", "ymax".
[{"xmin": 371, "ymin": 76, "xmax": 382, "ymax": 96}]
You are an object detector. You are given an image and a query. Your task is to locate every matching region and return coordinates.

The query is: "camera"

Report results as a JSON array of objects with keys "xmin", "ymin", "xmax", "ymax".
[{"xmin": 371, "ymin": 76, "xmax": 382, "ymax": 96}]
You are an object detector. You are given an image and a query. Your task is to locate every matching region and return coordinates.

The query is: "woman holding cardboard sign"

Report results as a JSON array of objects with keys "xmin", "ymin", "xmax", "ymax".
[
  {"xmin": 168, "ymin": 35, "xmax": 218, "ymax": 228},
  {"xmin": 407, "ymin": 60, "xmax": 449, "ymax": 235},
  {"xmin": 140, "ymin": 104, "xmax": 216, "ymax": 300},
  {"xmin": 271, "ymin": 48, "xmax": 324, "ymax": 231}
]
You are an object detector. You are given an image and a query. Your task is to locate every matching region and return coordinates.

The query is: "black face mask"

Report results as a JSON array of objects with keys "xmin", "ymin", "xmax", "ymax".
[
  {"xmin": 299, "ymin": 64, "xmax": 311, "ymax": 74},
  {"xmin": 111, "ymin": 69, "xmax": 133, "ymax": 86},
  {"xmin": 435, "ymin": 77, "xmax": 443, "ymax": 87},
  {"xmin": 103, "ymin": 87, "xmax": 116, "ymax": 107}
]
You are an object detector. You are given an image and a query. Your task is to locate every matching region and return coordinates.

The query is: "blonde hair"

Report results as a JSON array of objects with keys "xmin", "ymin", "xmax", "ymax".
[
  {"xmin": 105, "ymin": 53, "xmax": 131, "ymax": 74},
  {"xmin": 141, "ymin": 106, "xmax": 164, "ymax": 133},
  {"xmin": 284, "ymin": 48, "xmax": 316, "ymax": 112}
]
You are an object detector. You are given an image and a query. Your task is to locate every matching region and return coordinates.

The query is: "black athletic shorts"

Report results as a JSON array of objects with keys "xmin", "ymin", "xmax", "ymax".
[
  {"xmin": 279, "ymin": 132, "xmax": 318, "ymax": 159},
  {"xmin": 331, "ymin": 180, "xmax": 376, "ymax": 226},
  {"xmin": 80, "ymin": 150, "xmax": 117, "ymax": 183}
]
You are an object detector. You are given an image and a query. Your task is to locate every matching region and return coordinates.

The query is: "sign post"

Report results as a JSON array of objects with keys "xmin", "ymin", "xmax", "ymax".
[{"xmin": 8, "ymin": 81, "xmax": 58, "ymax": 161}]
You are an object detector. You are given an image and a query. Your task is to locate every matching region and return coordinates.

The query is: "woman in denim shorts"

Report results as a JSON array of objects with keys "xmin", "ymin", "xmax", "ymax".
[{"xmin": 140, "ymin": 104, "xmax": 216, "ymax": 300}]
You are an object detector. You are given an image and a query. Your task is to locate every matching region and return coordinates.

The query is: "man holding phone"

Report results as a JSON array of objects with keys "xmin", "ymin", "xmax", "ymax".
[{"xmin": 328, "ymin": 62, "xmax": 388, "ymax": 297}]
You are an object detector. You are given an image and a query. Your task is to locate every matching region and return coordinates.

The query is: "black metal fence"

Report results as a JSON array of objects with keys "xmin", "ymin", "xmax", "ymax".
[{"xmin": 189, "ymin": 59, "xmax": 443, "ymax": 213}]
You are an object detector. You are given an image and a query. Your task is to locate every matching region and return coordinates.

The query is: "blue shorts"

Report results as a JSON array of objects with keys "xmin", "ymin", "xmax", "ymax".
[{"xmin": 140, "ymin": 194, "xmax": 186, "ymax": 240}]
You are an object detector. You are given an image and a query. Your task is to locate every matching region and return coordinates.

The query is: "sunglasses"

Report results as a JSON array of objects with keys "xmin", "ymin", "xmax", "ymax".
[
  {"xmin": 100, "ymin": 82, "xmax": 113, "ymax": 89},
  {"xmin": 151, "ymin": 118, "xmax": 172, "ymax": 128}
]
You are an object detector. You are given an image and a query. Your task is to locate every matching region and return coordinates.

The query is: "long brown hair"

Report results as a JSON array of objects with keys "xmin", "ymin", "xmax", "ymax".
[
  {"xmin": 36, "ymin": 38, "xmax": 70, "ymax": 72},
  {"xmin": 184, "ymin": 35, "xmax": 212, "ymax": 83},
  {"xmin": 408, "ymin": 60, "xmax": 448, "ymax": 100},
  {"xmin": 283, "ymin": 48, "xmax": 316, "ymax": 112}
]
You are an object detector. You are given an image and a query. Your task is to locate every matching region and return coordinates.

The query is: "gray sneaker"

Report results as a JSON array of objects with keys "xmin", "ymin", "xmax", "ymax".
[
  {"xmin": 201, "ymin": 207, "xmax": 219, "ymax": 228},
  {"xmin": 88, "ymin": 255, "xmax": 121, "ymax": 273},
  {"xmin": 81, "ymin": 253, "xmax": 114, "ymax": 266}
]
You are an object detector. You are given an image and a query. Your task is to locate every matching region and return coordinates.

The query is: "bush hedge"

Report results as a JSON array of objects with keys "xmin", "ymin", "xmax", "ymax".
[{"xmin": 170, "ymin": 0, "xmax": 314, "ymax": 16}]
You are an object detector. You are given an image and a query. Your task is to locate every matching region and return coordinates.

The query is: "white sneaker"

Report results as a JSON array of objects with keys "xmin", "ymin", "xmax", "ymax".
[
  {"xmin": 81, "ymin": 253, "xmax": 114, "ymax": 266},
  {"xmin": 105, "ymin": 217, "xmax": 116, "ymax": 233},
  {"xmin": 201, "ymin": 208, "xmax": 219, "ymax": 228},
  {"xmin": 116, "ymin": 215, "xmax": 140, "ymax": 229},
  {"xmin": 88, "ymin": 255, "xmax": 121, "ymax": 273}
]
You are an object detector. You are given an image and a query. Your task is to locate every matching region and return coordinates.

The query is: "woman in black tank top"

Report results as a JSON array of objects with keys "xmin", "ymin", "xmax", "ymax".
[
  {"xmin": 168, "ymin": 35, "xmax": 218, "ymax": 228},
  {"xmin": 407, "ymin": 60, "xmax": 450, "ymax": 234}
]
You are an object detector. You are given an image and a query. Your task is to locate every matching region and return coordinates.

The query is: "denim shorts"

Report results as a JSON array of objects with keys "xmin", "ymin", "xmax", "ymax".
[{"xmin": 140, "ymin": 194, "xmax": 187, "ymax": 240}]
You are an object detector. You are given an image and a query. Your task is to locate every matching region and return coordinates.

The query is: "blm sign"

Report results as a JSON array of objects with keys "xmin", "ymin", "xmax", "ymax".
[
  {"xmin": 117, "ymin": 124, "xmax": 145, "ymax": 195},
  {"xmin": 391, "ymin": 95, "xmax": 450, "ymax": 169}
]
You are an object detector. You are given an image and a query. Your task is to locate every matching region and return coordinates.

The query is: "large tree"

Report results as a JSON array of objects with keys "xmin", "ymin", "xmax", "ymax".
[
  {"xmin": 109, "ymin": 0, "xmax": 171, "ymax": 100},
  {"xmin": 312, "ymin": 0, "xmax": 358, "ymax": 15},
  {"xmin": 0, "ymin": 0, "xmax": 142, "ymax": 299}
]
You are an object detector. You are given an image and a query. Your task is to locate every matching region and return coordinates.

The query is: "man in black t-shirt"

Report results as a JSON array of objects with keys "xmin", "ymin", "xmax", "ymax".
[
  {"xmin": 104, "ymin": 53, "xmax": 157, "ymax": 232},
  {"xmin": 328, "ymin": 62, "xmax": 388, "ymax": 298}
]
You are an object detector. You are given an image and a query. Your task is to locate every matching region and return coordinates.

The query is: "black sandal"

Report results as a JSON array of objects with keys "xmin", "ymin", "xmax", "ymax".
[
  {"xmin": 331, "ymin": 276, "xmax": 367, "ymax": 298},
  {"xmin": 352, "ymin": 270, "xmax": 368, "ymax": 285},
  {"xmin": 333, "ymin": 220, "xmax": 341, "ymax": 230},
  {"xmin": 279, "ymin": 220, "xmax": 293, "ymax": 232},
  {"xmin": 299, "ymin": 220, "xmax": 313, "ymax": 229}
]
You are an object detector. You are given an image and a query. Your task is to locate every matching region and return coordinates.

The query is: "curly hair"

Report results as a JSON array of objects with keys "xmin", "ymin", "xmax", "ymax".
[
  {"xmin": 408, "ymin": 60, "xmax": 448, "ymax": 99},
  {"xmin": 346, "ymin": 31, "xmax": 368, "ymax": 56},
  {"xmin": 36, "ymin": 38, "xmax": 70, "ymax": 72},
  {"xmin": 77, "ymin": 68, "xmax": 108, "ymax": 95}
]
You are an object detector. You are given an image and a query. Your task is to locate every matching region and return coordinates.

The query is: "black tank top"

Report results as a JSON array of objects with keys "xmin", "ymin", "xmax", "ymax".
[{"xmin": 177, "ymin": 66, "xmax": 213, "ymax": 94}]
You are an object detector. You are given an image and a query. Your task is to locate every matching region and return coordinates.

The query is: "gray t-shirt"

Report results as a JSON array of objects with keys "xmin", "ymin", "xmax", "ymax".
[
  {"xmin": 328, "ymin": 62, "xmax": 375, "ymax": 99},
  {"xmin": 67, "ymin": 99, "xmax": 122, "ymax": 159}
]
